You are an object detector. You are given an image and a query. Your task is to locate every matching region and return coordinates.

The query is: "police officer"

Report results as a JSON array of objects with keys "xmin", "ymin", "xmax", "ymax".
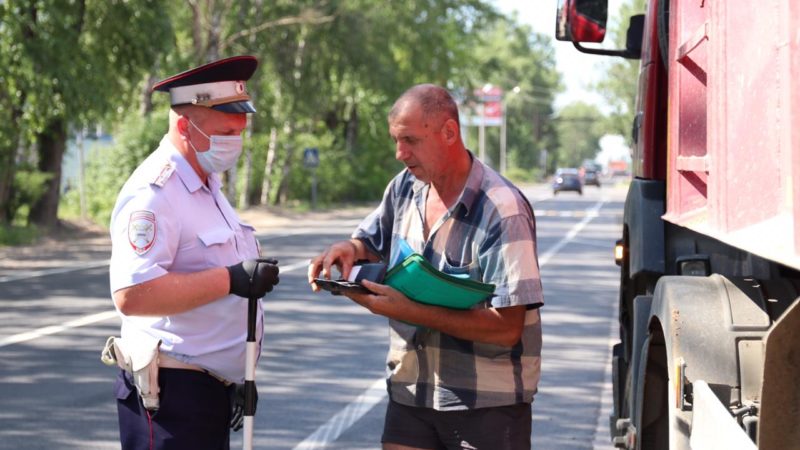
[{"xmin": 108, "ymin": 55, "xmax": 279, "ymax": 450}]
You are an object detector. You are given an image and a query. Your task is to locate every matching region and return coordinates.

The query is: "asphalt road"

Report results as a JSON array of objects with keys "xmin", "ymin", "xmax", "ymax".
[{"xmin": 0, "ymin": 181, "xmax": 626, "ymax": 450}]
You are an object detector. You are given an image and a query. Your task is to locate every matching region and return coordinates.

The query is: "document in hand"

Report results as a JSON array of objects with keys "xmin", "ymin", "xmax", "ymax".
[{"xmin": 384, "ymin": 254, "xmax": 495, "ymax": 309}]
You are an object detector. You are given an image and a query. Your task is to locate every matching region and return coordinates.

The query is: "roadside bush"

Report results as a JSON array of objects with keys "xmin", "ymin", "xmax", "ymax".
[
  {"xmin": 62, "ymin": 111, "xmax": 167, "ymax": 227},
  {"xmin": 505, "ymin": 166, "xmax": 543, "ymax": 184},
  {"xmin": 10, "ymin": 166, "xmax": 52, "ymax": 225},
  {"xmin": 0, "ymin": 224, "xmax": 39, "ymax": 245}
]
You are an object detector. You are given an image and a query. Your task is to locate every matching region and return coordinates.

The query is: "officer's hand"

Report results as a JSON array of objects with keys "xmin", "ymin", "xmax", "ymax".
[
  {"xmin": 227, "ymin": 258, "xmax": 280, "ymax": 298},
  {"xmin": 229, "ymin": 383, "xmax": 257, "ymax": 432}
]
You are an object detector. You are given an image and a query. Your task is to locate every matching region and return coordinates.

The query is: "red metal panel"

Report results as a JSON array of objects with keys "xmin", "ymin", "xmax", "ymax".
[
  {"xmin": 666, "ymin": 0, "xmax": 709, "ymax": 224},
  {"xmin": 633, "ymin": 0, "xmax": 668, "ymax": 181},
  {"xmin": 664, "ymin": 0, "xmax": 800, "ymax": 270},
  {"xmin": 712, "ymin": 1, "xmax": 782, "ymax": 233},
  {"xmin": 791, "ymin": 0, "xmax": 800, "ymax": 259}
]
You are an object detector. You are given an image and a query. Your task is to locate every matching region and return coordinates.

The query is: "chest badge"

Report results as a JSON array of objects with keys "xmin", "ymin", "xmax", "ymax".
[{"xmin": 128, "ymin": 210, "xmax": 157, "ymax": 255}]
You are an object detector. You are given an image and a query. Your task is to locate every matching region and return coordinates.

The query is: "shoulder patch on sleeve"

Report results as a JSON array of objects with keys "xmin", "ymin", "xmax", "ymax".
[
  {"xmin": 128, "ymin": 210, "xmax": 157, "ymax": 255},
  {"xmin": 150, "ymin": 161, "xmax": 176, "ymax": 187}
]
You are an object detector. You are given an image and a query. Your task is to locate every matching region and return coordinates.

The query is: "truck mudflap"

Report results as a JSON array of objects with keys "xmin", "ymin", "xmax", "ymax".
[
  {"xmin": 690, "ymin": 381, "xmax": 756, "ymax": 450},
  {"xmin": 758, "ymin": 299, "xmax": 800, "ymax": 450}
]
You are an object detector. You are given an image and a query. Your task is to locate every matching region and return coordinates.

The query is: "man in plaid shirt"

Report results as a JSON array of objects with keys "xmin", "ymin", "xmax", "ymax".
[{"xmin": 309, "ymin": 84, "xmax": 543, "ymax": 450}]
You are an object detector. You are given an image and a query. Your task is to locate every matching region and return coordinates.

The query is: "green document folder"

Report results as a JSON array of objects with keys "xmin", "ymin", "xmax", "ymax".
[{"xmin": 384, "ymin": 254, "xmax": 495, "ymax": 309}]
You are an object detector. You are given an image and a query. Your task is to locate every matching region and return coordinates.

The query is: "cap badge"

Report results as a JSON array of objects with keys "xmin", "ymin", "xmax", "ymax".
[{"xmin": 235, "ymin": 81, "xmax": 245, "ymax": 94}]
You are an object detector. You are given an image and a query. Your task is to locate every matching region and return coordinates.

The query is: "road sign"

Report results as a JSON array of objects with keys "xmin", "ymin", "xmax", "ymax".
[{"xmin": 303, "ymin": 147, "xmax": 319, "ymax": 168}]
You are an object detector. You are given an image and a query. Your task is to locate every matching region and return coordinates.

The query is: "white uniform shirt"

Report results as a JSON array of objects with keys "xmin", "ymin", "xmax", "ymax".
[{"xmin": 109, "ymin": 136, "xmax": 262, "ymax": 383}]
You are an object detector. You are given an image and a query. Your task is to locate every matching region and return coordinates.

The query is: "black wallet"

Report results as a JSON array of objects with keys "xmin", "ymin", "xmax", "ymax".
[{"xmin": 314, "ymin": 262, "xmax": 387, "ymax": 295}]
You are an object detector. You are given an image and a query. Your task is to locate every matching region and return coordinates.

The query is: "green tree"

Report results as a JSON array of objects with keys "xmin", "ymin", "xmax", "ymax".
[
  {"xmin": 56, "ymin": 1, "xmax": 564, "ymax": 228},
  {"xmin": 0, "ymin": 0, "xmax": 171, "ymax": 228},
  {"xmin": 62, "ymin": 111, "xmax": 168, "ymax": 226},
  {"xmin": 553, "ymin": 101, "xmax": 606, "ymax": 168},
  {"xmin": 594, "ymin": 0, "xmax": 646, "ymax": 143},
  {"xmin": 462, "ymin": 14, "xmax": 561, "ymax": 181},
  {"xmin": 190, "ymin": 0, "xmax": 499, "ymax": 207},
  {"xmin": 264, "ymin": 0, "xmax": 500, "ymax": 205}
]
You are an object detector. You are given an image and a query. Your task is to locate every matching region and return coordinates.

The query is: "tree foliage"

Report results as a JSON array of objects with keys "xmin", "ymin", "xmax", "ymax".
[
  {"xmin": 61, "ymin": 111, "xmax": 168, "ymax": 227},
  {"xmin": 553, "ymin": 101, "xmax": 606, "ymax": 168},
  {"xmin": 237, "ymin": 0, "xmax": 501, "ymax": 206},
  {"xmin": 594, "ymin": 0, "xmax": 646, "ymax": 143},
  {"xmin": 467, "ymin": 16, "xmax": 561, "ymax": 180},
  {"xmin": 0, "ymin": 0, "xmax": 172, "ymax": 227},
  {"xmin": 3, "ymin": 1, "xmax": 571, "ymax": 233}
]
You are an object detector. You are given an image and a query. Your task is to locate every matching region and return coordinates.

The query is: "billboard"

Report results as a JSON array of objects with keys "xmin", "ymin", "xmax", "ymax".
[{"xmin": 461, "ymin": 85, "xmax": 504, "ymax": 127}]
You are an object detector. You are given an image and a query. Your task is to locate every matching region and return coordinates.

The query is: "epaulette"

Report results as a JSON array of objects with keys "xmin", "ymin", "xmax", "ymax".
[{"xmin": 150, "ymin": 161, "xmax": 176, "ymax": 188}]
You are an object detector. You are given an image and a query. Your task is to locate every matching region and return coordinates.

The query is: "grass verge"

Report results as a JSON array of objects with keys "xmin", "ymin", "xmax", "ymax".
[{"xmin": 0, "ymin": 224, "xmax": 39, "ymax": 246}]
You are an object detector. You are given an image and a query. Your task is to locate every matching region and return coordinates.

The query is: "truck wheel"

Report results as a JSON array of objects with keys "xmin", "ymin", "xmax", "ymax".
[{"xmin": 639, "ymin": 327, "xmax": 689, "ymax": 450}]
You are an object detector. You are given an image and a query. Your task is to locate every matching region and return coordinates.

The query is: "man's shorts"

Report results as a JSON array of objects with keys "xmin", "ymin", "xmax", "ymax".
[{"xmin": 381, "ymin": 399, "xmax": 532, "ymax": 450}]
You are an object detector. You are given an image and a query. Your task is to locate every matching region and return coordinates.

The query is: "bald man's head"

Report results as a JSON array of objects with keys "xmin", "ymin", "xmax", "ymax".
[{"xmin": 389, "ymin": 84, "xmax": 460, "ymax": 128}]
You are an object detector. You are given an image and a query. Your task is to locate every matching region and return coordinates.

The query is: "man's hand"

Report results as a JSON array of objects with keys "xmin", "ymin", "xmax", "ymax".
[
  {"xmin": 227, "ymin": 258, "xmax": 280, "ymax": 298},
  {"xmin": 345, "ymin": 279, "xmax": 410, "ymax": 316},
  {"xmin": 308, "ymin": 240, "xmax": 359, "ymax": 292},
  {"xmin": 229, "ymin": 383, "xmax": 257, "ymax": 432}
]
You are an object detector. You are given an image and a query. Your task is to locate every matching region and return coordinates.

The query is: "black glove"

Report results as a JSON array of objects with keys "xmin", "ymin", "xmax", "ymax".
[
  {"xmin": 227, "ymin": 258, "xmax": 280, "ymax": 298},
  {"xmin": 229, "ymin": 383, "xmax": 257, "ymax": 431}
]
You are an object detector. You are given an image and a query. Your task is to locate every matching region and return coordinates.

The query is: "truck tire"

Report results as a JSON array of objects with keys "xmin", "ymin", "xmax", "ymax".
[{"xmin": 633, "ymin": 325, "xmax": 674, "ymax": 450}]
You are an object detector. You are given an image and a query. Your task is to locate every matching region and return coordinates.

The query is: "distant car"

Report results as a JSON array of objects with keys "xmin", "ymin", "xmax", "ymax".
[
  {"xmin": 583, "ymin": 169, "xmax": 601, "ymax": 187},
  {"xmin": 553, "ymin": 168, "xmax": 583, "ymax": 195}
]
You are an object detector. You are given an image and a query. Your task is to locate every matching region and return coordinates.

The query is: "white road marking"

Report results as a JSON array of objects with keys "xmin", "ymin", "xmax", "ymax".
[
  {"xmin": 0, "ymin": 260, "xmax": 309, "ymax": 348},
  {"xmin": 538, "ymin": 201, "xmax": 604, "ymax": 266},
  {"xmin": 0, "ymin": 260, "xmax": 110, "ymax": 284},
  {"xmin": 0, "ymin": 310, "xmax": 119, "ymax": 348},
  {"xmin": 278, "ymin": 260, "xmax": 312, "ymax": 274},
  {"xmin": 0, "ymin": 229, "xmax": 340, "ymax": 285},
  {"xmin": 292, "ymin": 378, "xmax": 387, "ymax": 450}
]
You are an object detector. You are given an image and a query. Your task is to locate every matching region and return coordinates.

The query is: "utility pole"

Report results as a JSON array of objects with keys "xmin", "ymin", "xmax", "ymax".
[
  {"xmin": 479, "ymin": 102, "xmax": 486, "ymax": 162},
  {"xmin": 77, "ymin": 127, "xmax": 87, "ymax": 219},
  {"xmin": 500, "ymin": 100, "xmax": 507, "ymax": 175}
]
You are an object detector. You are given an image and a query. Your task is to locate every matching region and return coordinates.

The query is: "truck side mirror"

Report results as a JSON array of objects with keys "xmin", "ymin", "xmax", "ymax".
[
  {"xmin": 556, "ymin": 0, "xmax": 644, "ymax": 61},
  {"xmin": 625, "ymin": 14, "xmax": 645, "ymax": 57},
  {"xmin": 555, "ymin": 0, "xmax": 608, "ymax": 43}
]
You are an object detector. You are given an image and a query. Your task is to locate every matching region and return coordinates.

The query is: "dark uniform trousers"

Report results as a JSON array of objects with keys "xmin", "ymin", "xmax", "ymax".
[{"xmin": 116, "ymin": 368, "xmax": 235, "ymax": 450}]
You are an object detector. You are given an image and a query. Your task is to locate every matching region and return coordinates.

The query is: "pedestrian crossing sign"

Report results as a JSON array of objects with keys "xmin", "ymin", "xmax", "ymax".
[{"xmin": 303, "ymin": 148, "xmax": 319, "ymax": 168}]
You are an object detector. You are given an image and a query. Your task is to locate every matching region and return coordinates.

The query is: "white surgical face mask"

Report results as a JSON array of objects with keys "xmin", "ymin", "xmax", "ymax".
[{"xmin": 187, "ymin": 119, "xmax": 243, "ymax": 174}]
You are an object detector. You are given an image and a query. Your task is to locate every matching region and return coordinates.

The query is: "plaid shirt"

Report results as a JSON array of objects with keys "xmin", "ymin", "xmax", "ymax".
[{"xmin": 353, "ymin": 155, "xmax": 543, "ymax": 410}]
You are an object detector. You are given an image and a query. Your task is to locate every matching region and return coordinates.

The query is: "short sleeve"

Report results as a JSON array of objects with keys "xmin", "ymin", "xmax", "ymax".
[
  {"xmin": 352, "ymin": 178, "xmax": 398, "ymax": 261},
  {"xmin": 109, "ymin": 186, "xmax": 180, "ymax": 292},
  {"xmin": 479, "ymin": 214, "xmax": 544, "ymax": 308}
]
